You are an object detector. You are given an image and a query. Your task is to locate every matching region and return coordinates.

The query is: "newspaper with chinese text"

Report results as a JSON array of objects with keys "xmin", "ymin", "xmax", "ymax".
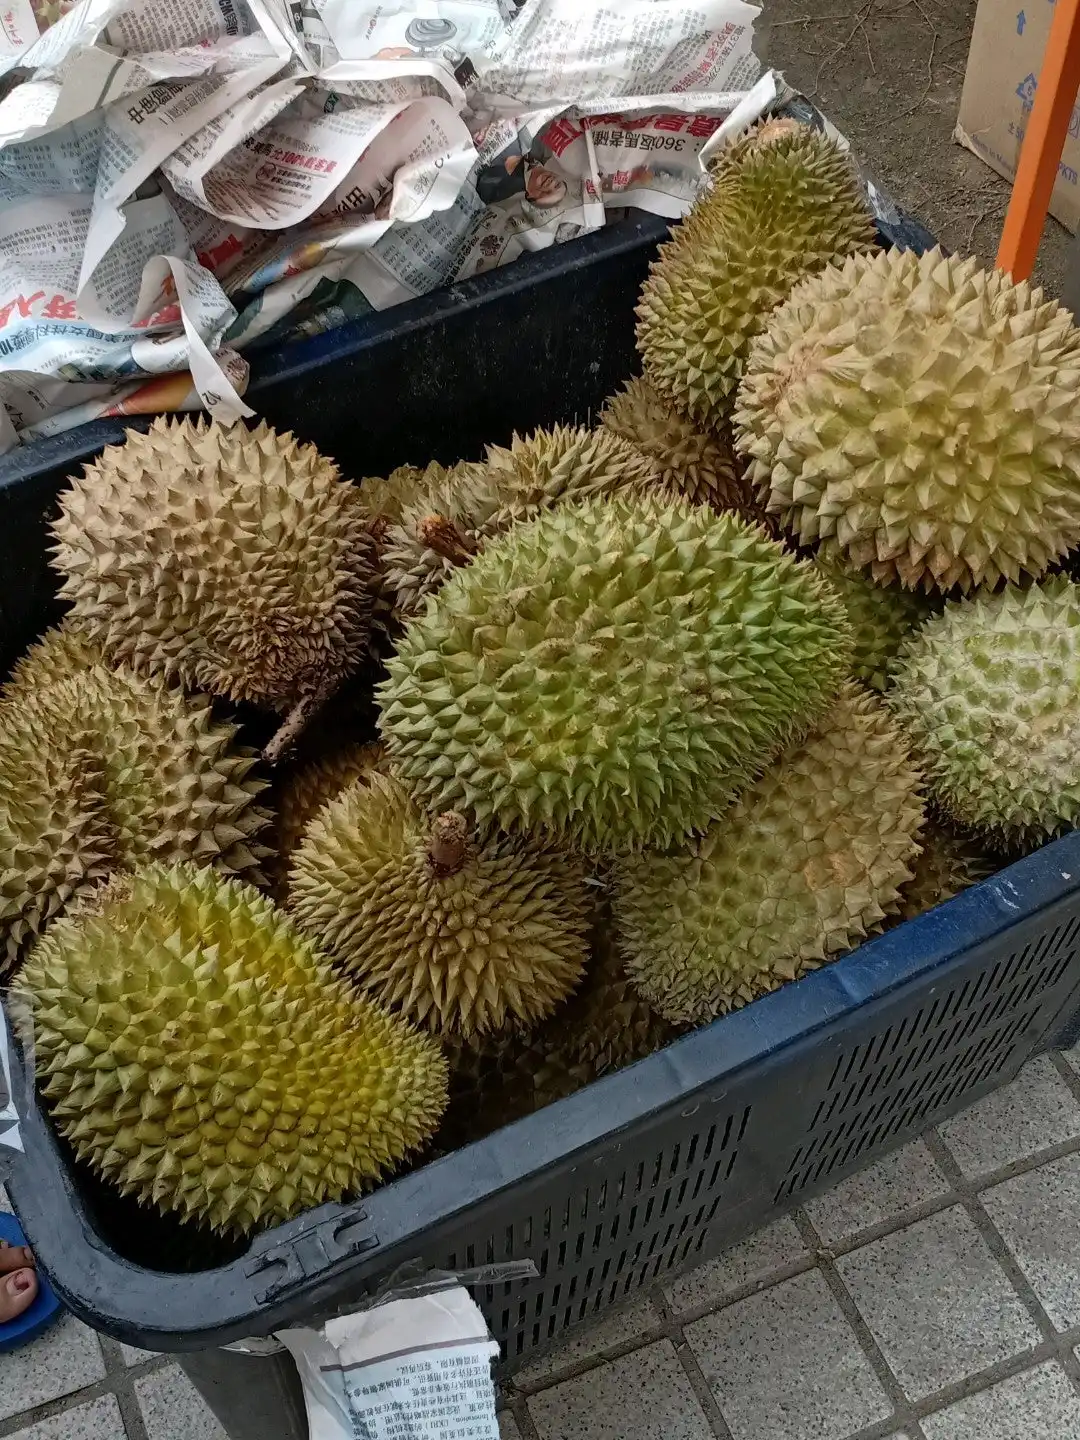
[{"xmin": 0, "ymin": 0, "xmax": 770, "ymax": 451}]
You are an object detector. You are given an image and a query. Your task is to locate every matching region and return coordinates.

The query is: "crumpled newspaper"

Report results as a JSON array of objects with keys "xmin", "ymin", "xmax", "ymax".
[{"xmin": 0, "ymin": 0, "xmax": 770, "ymax": 452}]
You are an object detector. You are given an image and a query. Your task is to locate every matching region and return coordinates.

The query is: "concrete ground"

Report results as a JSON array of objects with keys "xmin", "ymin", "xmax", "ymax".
[{"xmin": 759, "ymin": 0, "xmax": 1074, "ymax": 296}]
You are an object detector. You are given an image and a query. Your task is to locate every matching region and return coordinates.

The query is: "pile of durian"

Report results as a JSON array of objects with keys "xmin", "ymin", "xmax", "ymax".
[{"xmin": 5, "ymin": 116, "xmax": 1080, "ymax": 1241}]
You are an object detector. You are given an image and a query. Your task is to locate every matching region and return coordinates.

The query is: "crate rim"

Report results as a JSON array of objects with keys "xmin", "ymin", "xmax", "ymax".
[{"xmin": 6, "ymin": 826, "xmax": 1080, "ymax": 1352}]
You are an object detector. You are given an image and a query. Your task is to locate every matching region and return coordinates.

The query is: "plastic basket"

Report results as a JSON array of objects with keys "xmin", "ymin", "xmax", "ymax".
[{"xmin": 3, "ymin": 203, "xmax": 1080, "ymax": 1440}]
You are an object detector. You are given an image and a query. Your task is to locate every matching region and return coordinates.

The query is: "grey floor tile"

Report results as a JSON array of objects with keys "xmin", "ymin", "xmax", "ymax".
[
  {"xmin": 0, "ymin": 1184, "xmax": 11, "ymax": 1212},
  {"xmin": 0, "ymin": 1313, "xmax": 106, "ymax": 1422},
  {"xmin": 836, "ymin": 1205, "xmax": 1040, "ymax": 1400},
  {"xmin": 807, "ymin": 1139, "xmax": 949, "ymax": 1246},
  {"xmin": 921, "ymin": 1362, "xmax": 1080, "ymax": 1438},
  {"xmin": 686, "ymin": 1268, "xmax": 892, "ymax": 1440},
  {"xmin": 499, "ymin": 1416, "xmax": 522, "ymax": 1440},
  {"xmin": 528, "ymin": 1340, "xmax": 712, "ymax": 1440},
  {"xmin": 982, "ymin": 1151, "xmax": 1080, "ymax": 1330},
  {"xmin": 121, "ymin": 1342, "xmax": 160, "ymax": 1366},
  {"xmin": 136, "ymin": 1364, "xmax": 228, "ymax": 1440},
  {"xmin": 664, "ymin": 1216, "xmax": 806, "ymax": 1314},
  {"xmin": 517, "ymin": 1297, "xmax": 662, "ymax": 1383},
  {"xmin": 4, "ymin": 1395, "xmax": 126, "ymax": 1440},
  {"xmin": 937, "ymin": 1057, "xmax": 1080, "ymax": 1177}
]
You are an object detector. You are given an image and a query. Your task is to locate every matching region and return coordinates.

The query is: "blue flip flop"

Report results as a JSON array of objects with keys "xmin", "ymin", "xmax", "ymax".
[{"xmin": 0, "ymin": 1212, "xmax": 62, "ymax": 1352}]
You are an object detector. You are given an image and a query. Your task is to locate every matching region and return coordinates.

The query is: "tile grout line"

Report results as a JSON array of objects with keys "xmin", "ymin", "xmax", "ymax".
[
  {"xmin": 652, "ymin": 1288, "xmax": 736, "ymax": 1440},
  {"xmin": 792, "ymin": 1206, "xmax": 930, "ymax": 1440},
  {"xmin": 0, "ymin": 1351, "xmax": 168, "ymax": 1440},
  {"xmin": 922, "ymin": 1130, "xmax": 1062, "ymax": 1345}
]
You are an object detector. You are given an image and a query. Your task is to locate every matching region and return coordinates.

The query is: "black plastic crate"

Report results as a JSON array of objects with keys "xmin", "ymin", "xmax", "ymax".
[{"xmin": 3, "ymin": 197, "xmax": 1080, "ymax": 1440}]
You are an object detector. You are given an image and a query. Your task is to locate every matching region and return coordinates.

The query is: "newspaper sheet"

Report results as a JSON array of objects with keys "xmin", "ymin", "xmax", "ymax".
[{"xmin": 0, "ymin": 0, "xmax": 769, "ymax": 451}]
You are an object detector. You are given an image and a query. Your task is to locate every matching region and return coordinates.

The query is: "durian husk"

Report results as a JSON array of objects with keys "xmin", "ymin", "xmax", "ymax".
[
  {"xmin": 19, "ymin": 863, "xmax": 448, "ymax": 1235},
  {"xmin": 271, "ymin": 742, "xmax": 384, "ymax": 895},
  {"xmin": 898, "ymin": 821, "xmax": 995, "ymax": 922},
  {"xmin": 636, "ymin": 120, "xmax": 876, "ymax": 430},
  {"xmin": 287, "ymin": 771, "xmax": 592, "ymax": 1041},
  {"xmin": 614, "ymin": 683, "xmax": 925, "ymax": 1025},
  {"xmin": 735, "ymin": 247, "xmax": 1080, "ymax": 593},
  {"xmin": 50, "ymin": 417, "xmax": 378, "ymax": 725},
  {"xmin": 0, "ymin": 627, "xmax": 271, "ymax": 975},
  {"xmin": 600, "ymin": 376, "xmax": 748, "ymax": 513},
  {"xmin": 888, "ymin": 578, "xmax": 1080, "ymax": 846},
  {"xmin": 814, "ymin": 558, "xmax": 941, "ymax": 691},
  {"xmin": 381, "ymin": 425, "xmax": 658, "ymax": 622},
  {"xmin": 379, "ymin": 492, "xmax": 855, "ymax": 854},
  {"xmin": 437, "ymin": 913, "xmax": 675, "ymax": 1147}
]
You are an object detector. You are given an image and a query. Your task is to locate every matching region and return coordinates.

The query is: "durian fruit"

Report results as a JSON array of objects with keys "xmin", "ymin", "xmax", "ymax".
[
  {"xmin": 735, "ymin": 247, "xmax": 1080, "ymax": 592},
  {"xmin": 898, "ymin": 821, "xmax": 995, "ymax": 922},
  {"xmin": 0, "ymin": 628, "xmax": 270, "ymax": 973},
  {"xmin": 600, "ymin": 376, "xmax": 746, "ymax": 512},
  {"xmin": 549, "ymin": 909, "xmax": 676, "ymax": 1076},
  {"xmin": 439, "ymin": 916, "xmax": 675, "ymax": 1147},
  {"xmin": 889, "ymin": 579, "xmax": 1080, "ymax": 846},
  {"xmin": 382, "ymin": 426, "xmax": 657, "ymax": 622},
  {"xmin": 814, "ymin": 558, "xmax": 940, "ymax": 691},
  {"xmin": 19, "ymin": 863, "xmax": 447, "ymax": 1235},
  {"xmin": 50, "ymin": 417, "xmax": 378, "ymax": 742},
  {"xmin": 273, "ymin": 742, "xmax": 384, "ymax": 890},
  {"xmin": 379, "ymin": 493, "xmax": 854, "ymax": 853},
  {"xmin": 288, "ymin": 771, "xmax": 592, "ymax": 1040},
  {"xmin": 614, "ymin": 683, "xmax": 924, "ymax": 1025},
  {"xmin": 0, "ymin": 627, "xmax": 269, "ymax": 973},
  {"xmin": 636, "ymin": 120, "xmax": 876, "ymax": 430},
  {"xmin": 358, "ymin": 462, "xmax": 434, "ymax": 526}
]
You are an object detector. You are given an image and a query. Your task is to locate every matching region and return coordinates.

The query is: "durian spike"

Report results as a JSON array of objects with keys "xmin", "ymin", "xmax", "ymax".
[{"xmin": 417, "ymin": 515, "xmax": 476, "ymax": 565}]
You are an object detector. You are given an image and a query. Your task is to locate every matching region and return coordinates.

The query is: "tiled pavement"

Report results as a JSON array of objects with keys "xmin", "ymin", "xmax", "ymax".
[{"xmin": 8, "ymin": 1048, "xmax": 1080, "ymax": 1438}]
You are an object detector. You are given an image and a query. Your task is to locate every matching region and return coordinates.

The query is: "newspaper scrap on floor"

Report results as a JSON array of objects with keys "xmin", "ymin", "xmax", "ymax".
[
  {"xmin": 0, "ymin": 0, "xmax": 771, "ymax": 452},
  {"xmin": 280, "ymin": 1284, "xmax": 500, "ymax": 1440}
]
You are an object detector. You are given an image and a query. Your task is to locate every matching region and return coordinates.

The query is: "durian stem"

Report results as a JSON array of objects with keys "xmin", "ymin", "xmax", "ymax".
[
  {"xmin": 428, "ymin": 812, "xmax": 468, "ymax": 875},
  {"xmin": 263, "ymin": 674, "xmax": 342, "ymax": 767},
  {"xmin": 418, "ymin": 514, "xmax": 475, "ymax": 566}
]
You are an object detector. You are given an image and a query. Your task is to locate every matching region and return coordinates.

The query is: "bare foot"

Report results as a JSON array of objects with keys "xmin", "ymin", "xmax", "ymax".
[{"xmin": 0, "ymin": 1240, "xmax": 37, "ymax": 1323}]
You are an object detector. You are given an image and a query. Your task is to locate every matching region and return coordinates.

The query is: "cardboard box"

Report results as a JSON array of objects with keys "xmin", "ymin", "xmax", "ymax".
[{"xmin": 956, "ymin": 0, "xmax": 1080, "ymax": 233}]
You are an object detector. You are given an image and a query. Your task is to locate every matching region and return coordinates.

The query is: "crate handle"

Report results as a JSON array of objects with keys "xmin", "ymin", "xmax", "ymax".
[{"xmin": 242, "ymin": 1206, "xmax": 381, "ymax": 1305}]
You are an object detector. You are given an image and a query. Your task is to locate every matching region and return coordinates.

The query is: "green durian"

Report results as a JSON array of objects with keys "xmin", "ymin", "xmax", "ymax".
[
  {"xmin": 288, "ymin": 771, "xmax": 591, "ymax": 1041},
  {"xmin": 19, "ymin": 863, "xmax": 447, "ymax": 1234},
  {"xmin": 636, "ymin": 119, "xmax": 875, "ymax": 429},
  {"xmin": 898, "ymin": 821, "xmax": 995, "ymax": 922},
  {"xmin": 615, "ymin": 683, "xmax": 924, "ymax": 1025},
  {"xmin": 50, "ymin": 417, "xmax": 378, "ymax": 732},
  {"xmin": 814, "ymin": 558, "xmax": 940, "ymax": 690},
  {"xmin": 600, "ymin": 376, "xmax": 746, "ymax": 512},
  {"xmin": 0, "ymin": 628, "xmax": 270, "ymax": 974},
  {"xmin": 382, "ymin": 425, "xmax": 656, "ymax": 622},
  {"xmin": 889, "ymin": 579, "xmax": 1080, "ymax": 846},
  {"xmin": 735, "ymin": 247, "xmax": 1080, "ymax": 593},
  {"xmin": 272, "ymin": 742, "xmax": 384, "ymax": 890},
  {"xmin": 379, "ymin": 493, "xmax": 854, "ymax": 853}
]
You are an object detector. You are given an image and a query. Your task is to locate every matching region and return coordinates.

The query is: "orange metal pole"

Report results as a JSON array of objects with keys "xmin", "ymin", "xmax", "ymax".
[{"xmin": 996, "ymin": 0, "xmax": 1080, "ymax": 280}]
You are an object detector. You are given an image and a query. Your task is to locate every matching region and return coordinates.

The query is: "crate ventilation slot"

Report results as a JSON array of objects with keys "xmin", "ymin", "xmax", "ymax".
[
  {"xmin": 444, "ymin": 1106, "xmax": 750, "ymax": 1357},
  {"xmin": 774, "ymin": 915, "xmax": 1080, "ymax": 1203}
]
